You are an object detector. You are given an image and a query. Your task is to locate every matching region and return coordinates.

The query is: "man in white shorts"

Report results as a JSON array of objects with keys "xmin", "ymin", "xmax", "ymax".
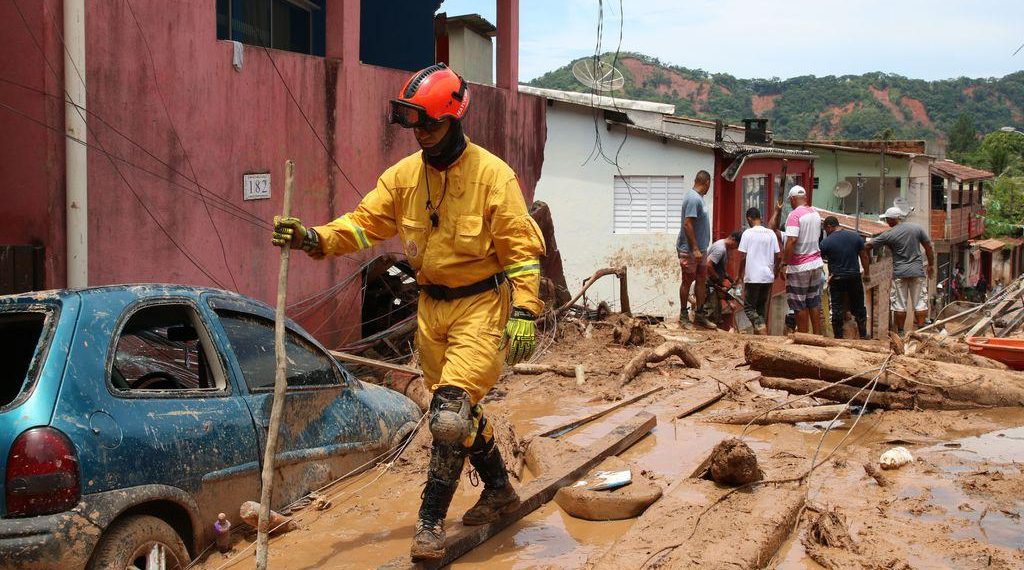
[{"xmin": 867, "ymin": 207, "xmax": 935, "ymax": 333}]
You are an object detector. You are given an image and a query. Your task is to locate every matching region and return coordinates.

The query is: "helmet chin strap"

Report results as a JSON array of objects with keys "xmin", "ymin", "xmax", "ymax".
[{"xmin": 422, "ymin": 120, "xmax": 467, "ymax": 170}]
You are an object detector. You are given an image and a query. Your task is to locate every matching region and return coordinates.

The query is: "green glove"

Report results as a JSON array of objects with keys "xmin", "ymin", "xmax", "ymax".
[
  {"xmin": 272, "ymin": 216, "xmax": 319, "ymax": 253},
  {"xmin": 503, "ymin": 307, "xmax": 537, "ymax": 365}
]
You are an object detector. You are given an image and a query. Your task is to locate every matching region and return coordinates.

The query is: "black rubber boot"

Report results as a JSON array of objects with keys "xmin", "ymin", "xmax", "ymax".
[
  {"xmin": 411, "ymin": 443, "xmax": 465, "ymax": 561},
  {"xmin": 462, "ymin": 444, "xmax": 520, "ymax": 526}
]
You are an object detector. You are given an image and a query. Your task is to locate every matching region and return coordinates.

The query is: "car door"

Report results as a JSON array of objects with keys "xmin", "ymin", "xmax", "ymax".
[
  {"xmin": 53, "ymin": 294, "xmax": 262, "ymax": 541},
  {"xmin": 204, "ymin": 297, "xmax": 383, "ymax": 508}
]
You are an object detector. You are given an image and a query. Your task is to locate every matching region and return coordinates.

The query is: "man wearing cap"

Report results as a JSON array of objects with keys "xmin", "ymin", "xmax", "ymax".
[
  {"xmin": 819, "ymin": 216, "xmax": 870, "ymax": 339},
  {"xmin": 271, "ymin": 64, "xmax": 545, "ymax": 560},
  {"xmin": 781, "ymin": 186, "xmax": 824, "ymax": 334},
  {"xmin": 867, "ymin": 207, "xmax": 935, "ymax": 333}
]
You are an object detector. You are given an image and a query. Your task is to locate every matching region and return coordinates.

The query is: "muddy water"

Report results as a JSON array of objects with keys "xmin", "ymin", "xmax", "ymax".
[{"xmin": 201, "ymin": 396, "xmax": 1024, "ymax": 569}]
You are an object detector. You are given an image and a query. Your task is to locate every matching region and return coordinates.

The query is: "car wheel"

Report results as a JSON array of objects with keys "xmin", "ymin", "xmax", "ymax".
[{"xmin": 88, "ymin": 514, "xmax": 190, "ymax": 570}]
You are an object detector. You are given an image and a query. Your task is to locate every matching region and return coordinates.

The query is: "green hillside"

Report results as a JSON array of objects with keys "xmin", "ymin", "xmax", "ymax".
[{"xmin": 529, "ymin": 52, "xmax": 1024, "ymax": 145}]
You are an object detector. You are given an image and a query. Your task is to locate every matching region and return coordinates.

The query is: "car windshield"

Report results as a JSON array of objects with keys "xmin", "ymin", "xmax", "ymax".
[{"xmin": 0, "ymin": 311, "xmax": 50, "ymax": 408}]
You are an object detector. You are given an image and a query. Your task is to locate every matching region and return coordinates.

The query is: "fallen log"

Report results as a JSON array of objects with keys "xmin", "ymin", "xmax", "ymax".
[
  {"xmin": 511, "ymin": 363, "xmax": 578, "ymax": 377},
  {"xmin": 556, "ymin": 266, "xmax": 629, "ymax": 316},
  {"xmin": 704, "ymin": 404, "xmax": 850, "ymax": 426},
  {"xmin": 788, "ymin": 332, "xmax": 889, "ymax": 354},
  {"xmin": 761, "ymin": 376, "xmax": 885, "ymax": 409},
  {"xmin": 382, "ymin": 411, "xmax": 657, "ymax": 570},
  {"xmin": 746, "ymin": 342, "xmax": 1024, "ymax": 408},
  {"xmin": 619, "ymin": 341, "xmax": 702, "ymax": 386},
  {"xmin": 757, "ymin": 376, "xmax": 976, "ymax": 410}
]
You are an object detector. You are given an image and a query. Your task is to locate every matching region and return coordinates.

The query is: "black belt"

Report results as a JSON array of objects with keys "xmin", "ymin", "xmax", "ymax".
[{"xmin": 420, "ymin": 273, "xmax": 506, "ymax": 301}]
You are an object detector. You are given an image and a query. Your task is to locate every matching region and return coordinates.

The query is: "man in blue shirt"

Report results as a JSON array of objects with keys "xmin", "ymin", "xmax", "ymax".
[
  {"xmin": 676, "ymin": 170, "xmax": 712, "ymax": 328},
  {"xmin": 819, "ymin": 216, "xmax": 871, "ymax": 339}
]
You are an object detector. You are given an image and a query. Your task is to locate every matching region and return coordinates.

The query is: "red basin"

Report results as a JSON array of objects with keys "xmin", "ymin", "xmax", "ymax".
[{"xmin": 966, "ymin": 337, "xmax": 1024, "ymax": 370}]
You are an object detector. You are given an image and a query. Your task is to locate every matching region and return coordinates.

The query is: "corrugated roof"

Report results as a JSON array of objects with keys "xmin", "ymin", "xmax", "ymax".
[
  {"xmin": 517, "ymin": 85, "xmax": 675, "ymax": 114},
  {"xmin": 817, "ymin": 208, "xmax": 891, "ymax": 237},
  {"xmin": 775, "ymin": 139, "xmax": 929, "ymax": 159},
  {"xmin": 811, "ymin": 139, "xmax": 927, "ymax": 154},
  {"xmin": 997, "ymin": 236, "xmax": 1024, "ymax": 248},
  {"xmin": 606, "ymin": 121, "xmax": 817, "ymax": 158},
  {"xmin": 970, "ymin": 238, "xmax": 1007, "ymax": 252},
  {"xmin": 930, "ymin": 160, "xmax": 994, "ymax": 182}
]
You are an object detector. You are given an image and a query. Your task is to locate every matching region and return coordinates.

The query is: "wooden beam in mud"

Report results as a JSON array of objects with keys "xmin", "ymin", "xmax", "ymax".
[
  {"xmin": 590, "ymin": 477, "xmax": 806, "ymax": 569},
  {"xmin": 329, "ymin": 350, "xmax": 422, "ymax": 377},
  {"xmin": 380, "ymin": 411, "xmax": 658, "ymax": 570},
  {"xmin": 538, "ymin": 386, "xmax": 664, "ymax": 438}
]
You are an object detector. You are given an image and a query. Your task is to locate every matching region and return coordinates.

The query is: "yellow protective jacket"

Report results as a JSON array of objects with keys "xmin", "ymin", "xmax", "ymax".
[{"xmin": 311, "ymin": 140, "xmax": 546, "ymax": 315}]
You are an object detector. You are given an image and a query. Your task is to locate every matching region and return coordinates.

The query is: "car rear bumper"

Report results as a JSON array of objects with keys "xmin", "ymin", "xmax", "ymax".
[{"xmin": 0, "ymin": 507, "xmax": 101, "ymax": 570}]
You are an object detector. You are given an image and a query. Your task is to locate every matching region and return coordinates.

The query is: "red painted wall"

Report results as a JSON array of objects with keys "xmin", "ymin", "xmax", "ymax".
[
  {"xmin": 0, "ymin": 0, "xmax": 545, "ymax": 347},
  {"xmin": 0, "ymin": 0, "xmax": 66, "ymax": 288}
]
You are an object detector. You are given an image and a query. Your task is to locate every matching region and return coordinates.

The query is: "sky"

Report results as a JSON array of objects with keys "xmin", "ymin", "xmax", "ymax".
[{"xmin": 440, "ymin": 0, "xmax": 1024, "ymax": 83}]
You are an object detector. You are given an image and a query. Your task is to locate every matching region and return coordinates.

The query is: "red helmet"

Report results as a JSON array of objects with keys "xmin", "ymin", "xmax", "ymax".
[{"xmin": 389, "ymin": 63, "xmax": 469, "ymax": 128}]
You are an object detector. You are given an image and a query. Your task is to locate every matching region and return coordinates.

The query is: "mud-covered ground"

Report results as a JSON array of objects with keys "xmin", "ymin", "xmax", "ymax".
[{"xmin": 195, "ymin": 321, "xmax": 1024, "ymax": 569}]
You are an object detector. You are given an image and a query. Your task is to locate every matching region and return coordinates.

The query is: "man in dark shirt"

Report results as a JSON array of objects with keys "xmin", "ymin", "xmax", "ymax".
[{"xmin": 819, "ymin": 216, "xmax": 871, "ymax": 339}]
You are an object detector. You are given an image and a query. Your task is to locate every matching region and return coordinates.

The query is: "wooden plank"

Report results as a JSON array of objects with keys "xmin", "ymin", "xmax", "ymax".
[
  {"xmin": 381, "ymin": 411, "xmax": 657, "ymax": 570},
  {"xmin": 538, "ymin": 386, "xmax": 663, "ymax": 438},
  {"xmin": 675, "ymin": 370, "xmax": 761, "ymax": 419},
  {"xmin": 329, "ymin": 350, "xmax": 422, "ymax": 377},
  {"xmin": 590, "ymin": 478, "xmax": 806, "ymax": 569},
  {"xmin": 964, "ymin": 279, "xmax": 1023, "ymax": 337}
]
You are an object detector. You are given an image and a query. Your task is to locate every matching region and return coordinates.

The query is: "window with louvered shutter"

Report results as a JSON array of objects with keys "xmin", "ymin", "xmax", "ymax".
[{"xmin": 613, "ymin": 175, "xmax": 686, "ymax": 234}]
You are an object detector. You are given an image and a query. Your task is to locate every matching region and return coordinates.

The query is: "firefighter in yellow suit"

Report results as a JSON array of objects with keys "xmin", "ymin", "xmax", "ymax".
[{"xmin": 272, "ymin": 64, "xmax": 545, "ymax": 561}]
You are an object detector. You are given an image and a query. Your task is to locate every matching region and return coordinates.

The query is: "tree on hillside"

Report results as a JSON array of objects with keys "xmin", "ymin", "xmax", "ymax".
[
  {"xmin": 984, "ymin": 176, "xmax": 1024, "ymax": 237},
  {"xmin": 947, "ymin": 114, "xmax": 979, "ymax": 159},
  {"xmin": 963, "ymin": 130, "xmax": 1024, "ymax": 177},
  {"xmin": 979, "ymin": 131, "xmax": 1024, "ymax": 176}
]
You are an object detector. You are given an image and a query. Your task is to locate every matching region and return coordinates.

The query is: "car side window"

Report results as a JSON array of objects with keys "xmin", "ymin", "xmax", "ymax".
[
  {"xmin": 214, "ymin": 310, "xmax": 340, "ymax": 391},
  {"xmin": 110, "ymin": 304, "xmax": 227, "ymax": 393}
]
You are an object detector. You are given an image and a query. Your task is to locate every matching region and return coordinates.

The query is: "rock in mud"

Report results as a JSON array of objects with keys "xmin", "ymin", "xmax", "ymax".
[{"xmin": 708, "ymin": 438, "xmax": 763, "ymax": 486}]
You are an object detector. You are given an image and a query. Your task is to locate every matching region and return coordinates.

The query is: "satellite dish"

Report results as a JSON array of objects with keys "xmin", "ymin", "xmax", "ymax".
[
  {"xmin": 572, "ymin": 59, "xmax": 625, "ymax": 92},
  {"xmin": 833, "ymin": 181, "xmax": 853, "ymax": 198},
  {"xmin": 893, "ymin": 197, "xmax": 911, "ymax": 216}
]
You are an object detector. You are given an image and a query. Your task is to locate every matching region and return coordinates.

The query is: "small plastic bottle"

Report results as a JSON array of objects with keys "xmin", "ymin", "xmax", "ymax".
[{"xmin": 214, "ymin": 513, "xmax": 232, "ymax": 553}]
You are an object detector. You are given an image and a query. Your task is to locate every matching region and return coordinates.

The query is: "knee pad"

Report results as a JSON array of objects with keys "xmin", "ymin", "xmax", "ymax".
[{"xmin": 429, "ymin": 386, "xmax": 472, "ymax": 445}]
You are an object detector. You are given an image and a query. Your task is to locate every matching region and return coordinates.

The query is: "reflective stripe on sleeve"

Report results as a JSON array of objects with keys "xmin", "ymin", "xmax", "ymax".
[
  {"xmin": 504, "ymin": 260, "xmax": 541, "ymax": 277},
  {"xmin": 339, "ymin": 215, "xmax": 372, "ymax": 250}
]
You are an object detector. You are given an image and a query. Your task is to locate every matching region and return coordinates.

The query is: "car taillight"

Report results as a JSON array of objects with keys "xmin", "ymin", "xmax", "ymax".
[{"xmin": 6, "ymin": 427, "xmax": 80, "ymax": 517}]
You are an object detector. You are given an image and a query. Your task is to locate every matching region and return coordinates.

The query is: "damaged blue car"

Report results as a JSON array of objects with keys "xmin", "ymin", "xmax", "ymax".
[{"xmin": 0, "ymin": 285, "xmax": 421, "ymax": 569}]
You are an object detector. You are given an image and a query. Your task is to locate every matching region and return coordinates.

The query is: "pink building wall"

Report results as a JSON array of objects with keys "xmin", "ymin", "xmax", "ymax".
[{"xmin": 0, "ymin": 0, "xmax": 545, "ymax": 347}]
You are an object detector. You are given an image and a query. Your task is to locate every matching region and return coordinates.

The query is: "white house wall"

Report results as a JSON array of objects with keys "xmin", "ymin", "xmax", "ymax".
[{"xmin": 535, "ymin": 102, "xmax": 715, "ymax": 317}]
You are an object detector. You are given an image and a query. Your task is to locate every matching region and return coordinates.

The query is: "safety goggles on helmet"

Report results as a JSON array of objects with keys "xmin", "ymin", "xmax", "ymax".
[{"xmin": 389, "ymin": 100, "xmax": 444, "ymax": 129}]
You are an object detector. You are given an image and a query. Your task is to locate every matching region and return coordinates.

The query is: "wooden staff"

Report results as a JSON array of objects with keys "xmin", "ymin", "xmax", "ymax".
[{"xmin": 256, "ymin": 159, "xmax": 295, "ymax": 569}]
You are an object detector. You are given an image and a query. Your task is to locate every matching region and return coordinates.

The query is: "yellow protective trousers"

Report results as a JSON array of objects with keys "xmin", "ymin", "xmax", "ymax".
[{"xmin": 417, "ymin": 282, "xmax": 511, "ymax": 407}]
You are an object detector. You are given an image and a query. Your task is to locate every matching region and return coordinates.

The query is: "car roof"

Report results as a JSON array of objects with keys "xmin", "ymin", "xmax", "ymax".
[{"xmin": 2, "ymin": 284, "xmax": 266, "ymax": 311}]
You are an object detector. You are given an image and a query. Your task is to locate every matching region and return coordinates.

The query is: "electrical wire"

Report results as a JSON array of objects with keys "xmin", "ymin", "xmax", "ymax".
[
  {"xmin": 9, "ymin": 0, "xmax": 228, "ymax": 289},
  {"xmin": 260, "ymin": 46, "xmax": 365, "ymax": 199},
  {"xmin": 124, "ymin": 0, "xmax": 239, "ymax": 290},
  {"xmin": 0, "ymin": 96, "xmax": 274, "ymax": 232}
]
